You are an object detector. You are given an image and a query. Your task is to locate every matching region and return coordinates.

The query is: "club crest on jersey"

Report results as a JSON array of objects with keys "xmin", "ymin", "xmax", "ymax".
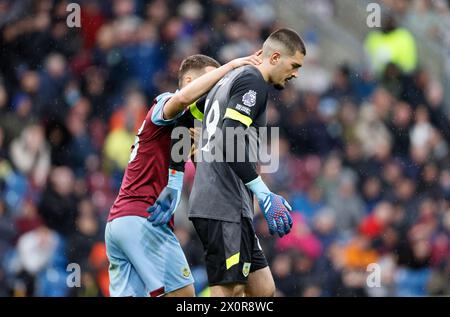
[
  {"xmin": 242, "ymin": 262, "xmax": 251, "ymax": 277},
  {"xmin": 182, "ymin": 266, "xmax": 191, "ymax": 278},
  {"xmin": 242, "ymin": 90, "xmax": 257, "ymax": 107}
]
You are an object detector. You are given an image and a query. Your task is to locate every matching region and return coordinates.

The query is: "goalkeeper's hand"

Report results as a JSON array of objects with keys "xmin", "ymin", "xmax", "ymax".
[
  {"xmin": 259, "ymin": 193, "xmax": 293, "ymax": 237},
  {"xmin": 147, "ymin": 169, "xmax": 183, "ymax": 226},
  {"xmin": 246, "ymin": 176, "xmax": 293, "ymax": 237}
]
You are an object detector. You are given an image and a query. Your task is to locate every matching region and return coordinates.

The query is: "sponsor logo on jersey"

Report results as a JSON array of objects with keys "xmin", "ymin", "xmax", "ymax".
[{"xmin": 236, "ymin": 104, "xmax": 251, "ymax": 115}]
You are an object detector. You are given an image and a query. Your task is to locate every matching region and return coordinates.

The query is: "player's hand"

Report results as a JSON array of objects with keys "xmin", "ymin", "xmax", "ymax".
[
  {"xmin": 258, "ymin": 193, "xmax": 293, "ymax": 237},
  {"xmin": 147, "ymin": 169, "xmax": 183, "ymax": 226},
  {"xmin": 147, "ymin": 186, "xmax": 181, "ymax": 225},
  {"xmin": 246, "ymin": 176, "xmax": 293, "ymax": 237},
  {"xmin": 227, "ymin": 50, "xmax": 263, "ymax": 69}
]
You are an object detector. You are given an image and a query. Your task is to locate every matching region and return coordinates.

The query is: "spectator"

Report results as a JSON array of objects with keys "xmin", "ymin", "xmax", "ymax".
[
  {"xmin": 38, "ymin": 167, "xmax": 78, "ymax": 236},
  {"xmin": 67, "ymin": 199, "xmax": 102, "ymax": 267},
  {"xmin": 14, "ymin": 225, "xmax": 66, "ymax": 296},
  {"xmin": 65, "ymin": 102, "xmax": 96, "ymax": 176},
  {"xmin": 359, "ymin": 201, "xmax": 395, "ymax": 239},
  {"xmin": 312, "ymin": 208, "xmax": 338, "ymax": 250},
  {"xmin": 276, "ymin": 213, "xmax": 322, "ymax": 260},
  {"xmin": 355, "ymin": 99, "xmax": 391, "ymax": 159},
  {"xmin": 271, "ymin": 252, "xmax": 297, "ymax": 296},
  {"xmin": 38, "ymin": 53, "xmax": 71, "ymax": 120},
  {"xmin": 9, "ymin": 124, "xmax": 50, "ymax": 188},
  {"xmin": 0, "ymin": 92, "xmax": 37, "ymax": 148},
  {"xmin": 364, "ymin": 15, "xmax": 417, "ymax": 74},
  {"xmin": 361, "ymin": 176, "xmax": 383, "ymax": 213},
  {"xmin": 327, "ymin": 170, "xmax": 365, "ymax": 236}
]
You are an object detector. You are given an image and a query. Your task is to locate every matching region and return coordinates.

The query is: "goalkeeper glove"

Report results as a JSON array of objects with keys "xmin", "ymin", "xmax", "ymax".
[
  {"xmin": 246, "ymin": 176, "xmax": 293, "ymax": 237},
  {"xmin": 147, "ymin": 169, "xmax": 183, "ymax": 226}
]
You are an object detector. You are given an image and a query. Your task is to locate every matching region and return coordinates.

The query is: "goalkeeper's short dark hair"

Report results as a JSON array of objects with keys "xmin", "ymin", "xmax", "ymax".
[{"xmin": 264, "ymin": 28, "xmax": 306, "ymax": 57}]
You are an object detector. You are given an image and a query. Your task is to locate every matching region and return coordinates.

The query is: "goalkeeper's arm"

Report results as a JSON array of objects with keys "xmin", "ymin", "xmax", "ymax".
[{"xmin": 223, "ymin": 118, "xmax": 293, "ymax": 237}]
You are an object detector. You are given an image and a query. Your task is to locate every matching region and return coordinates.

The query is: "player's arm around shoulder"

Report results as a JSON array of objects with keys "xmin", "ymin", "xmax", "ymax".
[{"xmin": 163, "ymin": 52, "xmax": 263, "ymax": 120}]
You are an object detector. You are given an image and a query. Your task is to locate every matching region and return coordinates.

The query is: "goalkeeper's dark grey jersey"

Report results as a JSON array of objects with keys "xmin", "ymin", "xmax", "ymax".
[{"xmin": 189, "ymin": 65, "xmax": 268, "ymax": 223}]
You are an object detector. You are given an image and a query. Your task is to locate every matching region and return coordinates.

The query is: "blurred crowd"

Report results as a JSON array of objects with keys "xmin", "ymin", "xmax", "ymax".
[{"xmin": 0, "ymin": 0, "xmax": 449, "ymax": 297}]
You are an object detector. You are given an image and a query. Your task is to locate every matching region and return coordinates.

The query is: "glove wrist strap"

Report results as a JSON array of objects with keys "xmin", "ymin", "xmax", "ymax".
[
  {"xmin": 168, "ymin": 169, "xmax": 184, "ymax": 191},
  {"xmin": 245, "ymin": 176, "xmax": 270, "ymax": 202}
]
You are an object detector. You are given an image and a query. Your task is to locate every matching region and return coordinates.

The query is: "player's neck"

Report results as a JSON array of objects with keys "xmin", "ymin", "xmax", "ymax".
[{"xmin": 254, "ymin": 64, "xmax": 270, "ymax": 83}]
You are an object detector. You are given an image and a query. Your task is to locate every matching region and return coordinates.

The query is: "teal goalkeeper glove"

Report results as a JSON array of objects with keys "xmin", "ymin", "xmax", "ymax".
[
  {"xmin": 147, "ymin": 169, "xmax": 183, "ymax": 226},
  {"xmin": 246, "ymin": 176, "xmax": 293, "ymax": 237}
]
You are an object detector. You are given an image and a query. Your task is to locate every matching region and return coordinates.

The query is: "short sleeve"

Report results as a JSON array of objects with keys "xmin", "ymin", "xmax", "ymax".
[
  {"xmin": 151, "ymin": 92, "xmax": 186, "ymax": 126},
  {"xmin": 224, "ymin": 72, "xmax": 267, "ymax": 127}
]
